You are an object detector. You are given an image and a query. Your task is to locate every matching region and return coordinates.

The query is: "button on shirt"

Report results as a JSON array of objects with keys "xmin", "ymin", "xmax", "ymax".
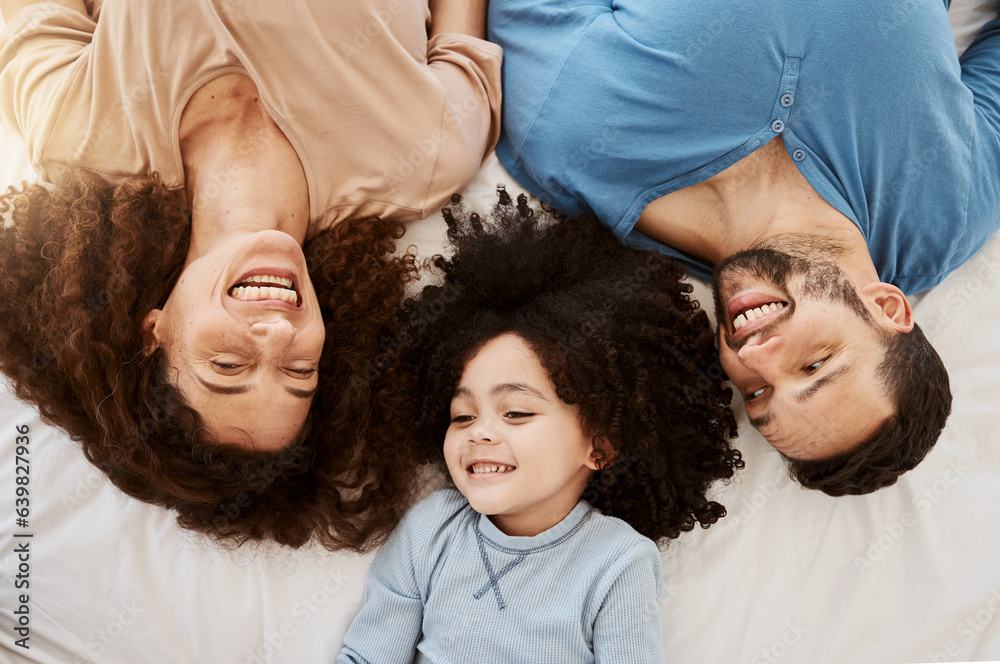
[{"xmin": 490, "ymin": 0, "xmax": 1000, "ymax": 293}]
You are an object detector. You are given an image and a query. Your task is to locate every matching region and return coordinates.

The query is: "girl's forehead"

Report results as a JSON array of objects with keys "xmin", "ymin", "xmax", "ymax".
[{"xmin": 453, "ymin": 334, "xmax": 558, "ymax": 396}]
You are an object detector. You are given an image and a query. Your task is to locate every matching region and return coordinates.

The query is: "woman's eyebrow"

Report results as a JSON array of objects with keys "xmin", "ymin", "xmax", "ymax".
[
  {"xmin": 285, "ymin": 385, "xmax": 317, "ymax": 399},
  {"xmin": 195, "ymin": 376, "xmax": 316, "ymax": 399},
  {"xmin": 196, "ymin": 375, "xmax": 253, "ymax": 395}
]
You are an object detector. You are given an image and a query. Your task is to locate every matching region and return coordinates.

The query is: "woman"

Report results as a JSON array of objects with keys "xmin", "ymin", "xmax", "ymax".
[{"xmin": 0, "ymin": 0, "xmax": 500, "ymax": 549}]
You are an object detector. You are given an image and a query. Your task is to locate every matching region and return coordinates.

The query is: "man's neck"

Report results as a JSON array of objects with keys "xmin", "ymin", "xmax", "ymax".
[
  {"xmin": 178, "ymin": 75, "xmax": 310, "ymax": 263},
  {"xmin": 635, "ymin": 137, "xmax": 870, "ymax": 269}
]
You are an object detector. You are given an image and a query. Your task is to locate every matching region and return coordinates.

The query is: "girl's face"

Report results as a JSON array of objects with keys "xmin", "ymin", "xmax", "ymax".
[{"xmin": 444, "ymin": 333, "xmax": 602, "ymax": 537}]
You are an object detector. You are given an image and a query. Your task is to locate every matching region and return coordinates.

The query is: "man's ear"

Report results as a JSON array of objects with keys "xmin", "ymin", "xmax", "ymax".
[
  {"xmin": 861, "ymin": 282, "xmax": 914, "ymax": 333},
  {"xmin": 586, "ymin": 436, "xmax": 616, "ymax": 471},
  {"xmin": 141, "ymin": 309, "xmax": 163, "ymax": 355}
]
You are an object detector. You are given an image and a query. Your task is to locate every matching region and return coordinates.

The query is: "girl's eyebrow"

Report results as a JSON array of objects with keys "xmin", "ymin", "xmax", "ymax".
[
  {"xmin": 491, "ymin": 382, "xmax": 548, "ymax": 399},
  {"xmin": 451, "ymin": 383, "xmax": 548, "ymax": 400}
]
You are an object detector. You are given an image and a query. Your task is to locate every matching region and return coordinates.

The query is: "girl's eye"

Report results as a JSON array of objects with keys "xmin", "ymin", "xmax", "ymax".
[
  {"xmin": 746, "ymin": 388, "xmax": 766, "ymax": 401},
  {"xmin": 505, "ymin": 411, "xmax": 534, "ymax": 420},
  {"xmin": 450, "ymin": 414, "xmax": 475, "ymax": 424}
]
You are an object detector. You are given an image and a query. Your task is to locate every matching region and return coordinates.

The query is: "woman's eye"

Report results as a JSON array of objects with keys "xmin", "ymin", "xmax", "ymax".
[
  {"xmin": 288, "ymin": 368, "xmax": 316, "ymax": 376},
  {"xmin": 746, "ymin": 388, "xmax": 766, "ymax": 401},
  {"xmin": 211, "ymin": 361, "xmax": 243, "ymax": 371}
]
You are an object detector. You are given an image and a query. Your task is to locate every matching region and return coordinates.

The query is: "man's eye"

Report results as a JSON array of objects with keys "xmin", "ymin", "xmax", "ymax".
[
  {"xmin": 746, "ymin": 388, "xmax": 766, "ymax": 401},
  {"xmin": 805, "ymin": 358, "xmax": 829, "ymax": 373}
]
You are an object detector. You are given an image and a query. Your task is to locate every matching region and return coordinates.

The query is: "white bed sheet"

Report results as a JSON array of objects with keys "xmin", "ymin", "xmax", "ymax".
[{"xmin": 2, "ymin": 2, "xmax": 1000, "ymax": 663}]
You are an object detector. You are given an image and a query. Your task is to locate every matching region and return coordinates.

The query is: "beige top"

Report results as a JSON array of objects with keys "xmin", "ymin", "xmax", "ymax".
[{"xmin": 0, "ymin": 0, "xmax": 502, "ymax": 230}]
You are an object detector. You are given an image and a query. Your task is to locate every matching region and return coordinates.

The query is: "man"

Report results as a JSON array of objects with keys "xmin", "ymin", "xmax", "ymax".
[{"xmin": 486, "ymin": 0, "xmax": 995, "ymax": 493}]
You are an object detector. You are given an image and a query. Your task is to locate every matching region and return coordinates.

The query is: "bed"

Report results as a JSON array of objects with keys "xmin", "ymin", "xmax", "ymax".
[{"xmin": 2, "ymin": 1, "xmax": 999, "ymax": 662}]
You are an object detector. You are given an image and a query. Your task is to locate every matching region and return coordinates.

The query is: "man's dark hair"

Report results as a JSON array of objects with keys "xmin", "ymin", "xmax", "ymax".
[{"xmin": 786, "ymin": 322, "xmax": 951, "ymax": 495}]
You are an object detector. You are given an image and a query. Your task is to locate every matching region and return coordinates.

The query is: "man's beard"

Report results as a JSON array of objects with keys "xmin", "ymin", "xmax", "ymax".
[{"xmin": 711, "ymin": 235, "xmax": 873, "ymax": 331}]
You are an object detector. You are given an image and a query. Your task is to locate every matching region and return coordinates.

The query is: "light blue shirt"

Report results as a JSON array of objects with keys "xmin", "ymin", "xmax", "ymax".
[
  {"xmin": 490, "ymin": 0, "xmax": 1000, "ymax": 294},
  {"xmin": 336, "ymin": 488, "xmax": 664, "ymax": 664}
]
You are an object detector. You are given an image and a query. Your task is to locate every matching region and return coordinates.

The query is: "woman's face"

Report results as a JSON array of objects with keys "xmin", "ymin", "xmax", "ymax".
[{"xmin": 143, "ymin": 230, "xmax": 325, "ymax": 450}]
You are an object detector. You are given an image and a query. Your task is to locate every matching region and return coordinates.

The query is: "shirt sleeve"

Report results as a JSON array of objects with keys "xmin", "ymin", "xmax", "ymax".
[
  {"xmin": 336, "ymin": 490, "xmax": 465, "ymax": 664},
  {"xmin": 420, "ymin": 32, "xmax": 502, "ymax": 213},
  {"xmin": 592, "ymin": 539, "xmax": 665, "ymax": 664},
  {"xmin": 335, "ymin": 517, "xmax": 426, "ymax": 664},
  {"xmin": 957, "ymin": 11, "xmax": 1000, "ymax": 265},
  {"xmin": 0, "ymin": 4, "xmax": 94, "ymax": 171}
]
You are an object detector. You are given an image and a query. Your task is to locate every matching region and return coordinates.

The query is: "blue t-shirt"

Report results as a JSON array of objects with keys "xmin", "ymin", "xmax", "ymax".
[
  {"xmin": 337, "ymin": 488, "xmax": 663, "ymax": 664},
  {"xmin": 490, "ymin": 0, "xmax": 1000, "ymax": 294}
]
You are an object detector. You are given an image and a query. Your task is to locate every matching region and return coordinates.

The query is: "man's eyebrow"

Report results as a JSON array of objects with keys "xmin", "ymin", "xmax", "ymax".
[
  {"xmin": 748, "ymin": 365, "xmax": 852, "ymax": 430},
  {"xmin": 749, "ymin": 410, "xmax": 774, "ymax": 429},
  {"xmin": 796, "ymin": 364, "xmax": 853, "ymax": 403},
  {"xmin": 196, "ymin": 376, "xmax": 316, "ymax": 399}
]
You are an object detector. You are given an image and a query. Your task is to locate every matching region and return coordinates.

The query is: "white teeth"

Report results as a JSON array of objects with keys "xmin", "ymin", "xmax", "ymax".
[
  {"xmin": 229, "ymin": 275, "xmax": 298, "ymax": 304},
  {"xmin": 229, "ymin": 285, "xmax": 298, "ymax": 305},
  {"xmin": 471, "ymin": 463, "xmax": 514, "ymax": 474},
  {"xmin": 732, "ymin": 302, "xmax": 786, "ymax": 331},
  {"xmin": 242, "ymin": 274, "xmax": 293, "ymax": 288}
]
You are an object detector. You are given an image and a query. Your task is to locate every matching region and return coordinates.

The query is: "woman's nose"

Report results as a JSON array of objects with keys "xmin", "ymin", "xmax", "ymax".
[{"xmin": 249, "ymin": 318, "xmax": 295, "ymax": 344}]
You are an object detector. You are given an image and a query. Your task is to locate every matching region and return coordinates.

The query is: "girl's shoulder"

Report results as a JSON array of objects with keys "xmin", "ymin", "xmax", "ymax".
[
  {"xmin": 395, "ymin": 487, "xmax": 475, "ymax": 542},
  {"xmin": 410, "ymin": 486, "xmax": 470, "ymax": 518},
  {"xmin": 585, "ymin": 506, "xmax": 656, "ymax": 547},
  {"xmin": 580, "ymin": 507, "xmax": 662, "ymax": 569}
]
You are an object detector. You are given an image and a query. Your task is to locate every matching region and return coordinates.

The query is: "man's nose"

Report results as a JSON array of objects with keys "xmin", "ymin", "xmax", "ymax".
[{"xmin": 737, "ymin": 335, "xmax": 784, "ymax": 375}]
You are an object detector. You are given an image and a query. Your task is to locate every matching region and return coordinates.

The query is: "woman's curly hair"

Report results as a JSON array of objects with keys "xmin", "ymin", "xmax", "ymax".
[
  {"xmin": 393, "ymin": 189, "xmax": 744, "ymax": 543},
  {"xmin": 0, "ymin": 172, "xmax": 420, "ymax": 551}
]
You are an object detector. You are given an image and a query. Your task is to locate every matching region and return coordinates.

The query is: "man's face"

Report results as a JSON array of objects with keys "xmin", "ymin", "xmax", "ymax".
[{"xmin": 713, "ymin": 240, "xmax": 895, "ymax": 460}]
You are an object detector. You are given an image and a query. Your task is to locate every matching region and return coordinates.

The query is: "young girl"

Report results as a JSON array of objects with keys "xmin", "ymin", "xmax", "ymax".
[{"xmin": 337, "ymin": 191, "xmax": 743, "ymax": 663}]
